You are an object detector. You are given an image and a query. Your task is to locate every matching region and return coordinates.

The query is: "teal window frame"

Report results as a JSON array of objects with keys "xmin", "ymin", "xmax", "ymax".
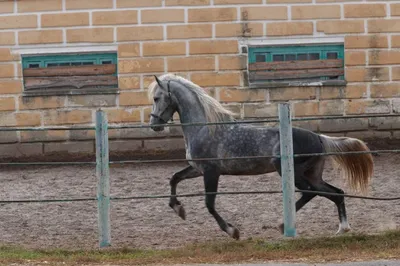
[
  {"xmin": 22, "ymin": 52, "xmax": 118, "ymax": 75},
  {"xmin": 248, "ymin": 44, "xmax": 345, "ymax": 86},
  {"xmin": 21, "ymin": 52, "xmax": 119, "ymax": 96},
  {"xmin": 248, "ymin": 44, "xmax": 344, "ymax": 63}
]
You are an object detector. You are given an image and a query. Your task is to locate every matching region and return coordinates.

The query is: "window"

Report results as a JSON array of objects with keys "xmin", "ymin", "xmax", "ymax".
[
  {"xmin": 247, "ymin": 44, "xmax": 345, "ymax": 87},
  {"xmin": 21, "ymin": 52, "xmax": 118, "ymax": 96}
]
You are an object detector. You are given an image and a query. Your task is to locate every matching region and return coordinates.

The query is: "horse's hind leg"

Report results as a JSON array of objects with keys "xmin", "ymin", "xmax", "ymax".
[
  {"xmin": 304, "ymin": 162, "xmax": 350, "ymax": 235},
  {"xmin": 314, "ymin": 181, "xmax": 350, "ymax": 234},
  {"xmin": 272, "ymin": 152, "xmax": 324, "ymax": 234},
  {"xmin": 273, "ymin": 158, "xmax": 317, "ymax": 233},
  {"xmin": 203, "ymin": 169, "xmax": 240, "ymax": 240},
  {"xmin": 277, "ymin": 177, "xmax": 317, "ymax": 234},
  {"xmin": 169, "ymin": 165, "xmax": 202, "ymax": 220}
]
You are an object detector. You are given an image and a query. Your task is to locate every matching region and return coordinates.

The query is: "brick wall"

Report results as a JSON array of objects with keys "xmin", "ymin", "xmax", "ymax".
[{"xmin": 0, "ymin": 0, "xmax": 399, "ymax": 159}]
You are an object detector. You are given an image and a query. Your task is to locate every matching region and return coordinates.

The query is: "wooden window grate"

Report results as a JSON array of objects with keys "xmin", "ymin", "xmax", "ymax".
[
  {"xmin": 248, "ymin": 44, "xmax": 345, "ymax": 87},
  {"xmin": 21, "ymin": 52, "xmax": 118, "ymax": 96}
]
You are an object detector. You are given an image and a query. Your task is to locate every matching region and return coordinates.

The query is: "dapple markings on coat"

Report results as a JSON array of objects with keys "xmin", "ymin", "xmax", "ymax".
[{"xmin": 148, "ymin": 73, "xmax": 374, "ymax": 240}]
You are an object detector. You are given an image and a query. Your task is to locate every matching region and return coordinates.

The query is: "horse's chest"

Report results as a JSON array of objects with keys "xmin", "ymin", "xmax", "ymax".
[
  {"xmin": 186, "ymin": 148, "xmax": 194, "ymax": 166},
  {"xmin": 185, "ymin": 143, "xmax": 210, "ymax": 173},
  {"xmin": 186, "ymin": 145, "xmax": 199, "ymax": 169}
]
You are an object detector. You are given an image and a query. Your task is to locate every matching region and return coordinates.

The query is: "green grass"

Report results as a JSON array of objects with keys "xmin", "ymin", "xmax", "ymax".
[{"xmin": 0, "ymin": 230, "xmax": 399, "ymax": 265}]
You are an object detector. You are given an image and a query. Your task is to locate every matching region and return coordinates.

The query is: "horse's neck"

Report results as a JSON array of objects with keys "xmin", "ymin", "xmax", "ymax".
[{"xmin": 174, "ymin": 88, "xmax": 208, "ymax": 138}]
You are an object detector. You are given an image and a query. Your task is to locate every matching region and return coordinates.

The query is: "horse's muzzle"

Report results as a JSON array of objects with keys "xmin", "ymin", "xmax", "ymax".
[
  {"xmin": 150, "ymin": 113, "xmax": 168, "ymax": 132},
  {"xmin": 151, "ymin": 125, "xmax": 165, "ymax": 132}
]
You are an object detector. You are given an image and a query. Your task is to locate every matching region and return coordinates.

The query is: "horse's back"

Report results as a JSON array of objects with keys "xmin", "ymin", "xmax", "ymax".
[
  {"xmin": 187, "ymin": 124, "xmax": 323, "ymax": 175},
  {"xmin": 212, "ymin": 125, "xmax": 280, "ymax": 175},
  {"xmin": 220, "ymin": 124, "xmax": 280, "ymax": 154}
]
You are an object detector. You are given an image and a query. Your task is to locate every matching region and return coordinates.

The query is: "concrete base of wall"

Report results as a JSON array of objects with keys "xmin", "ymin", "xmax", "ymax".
[
  {"xmin": 0, "ymin": 137, "xmax": 186, "ymax": 163},
  {"xmin": 0, "ymin": 132, "xmax": 398, "ymax": 163}
]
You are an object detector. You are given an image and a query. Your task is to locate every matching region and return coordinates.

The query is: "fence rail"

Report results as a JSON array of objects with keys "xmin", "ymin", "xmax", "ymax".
[
  {"xmin": 1, "ymin": 113, "xmax": 400, "ymax": 132},
  {"xmin": 2, "ymin": 149, "xmax": 400, "ymax": 166},
  {"xmin": 0, "ymin": 189, "xmax": 399, "ymax": 205},
  {"xmin": 1, "ymin": 107, "xmax": 400, "ymax": 247}
]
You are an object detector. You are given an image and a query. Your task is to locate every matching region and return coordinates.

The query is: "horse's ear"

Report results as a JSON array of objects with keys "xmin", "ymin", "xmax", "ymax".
[{"xmin": 154, "ymin": 75, "xmax": 164, "ymax": 90}]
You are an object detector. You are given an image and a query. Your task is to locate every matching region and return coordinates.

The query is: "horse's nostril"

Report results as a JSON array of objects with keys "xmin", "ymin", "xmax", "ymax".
[{"xmin": 151, "ymin": 125, "xmax": 164, "ymax": 132}]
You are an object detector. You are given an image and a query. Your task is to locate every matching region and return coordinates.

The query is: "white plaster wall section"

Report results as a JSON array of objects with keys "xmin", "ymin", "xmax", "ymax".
[
  {"xmin": 340, "ymin": 3, "xmax": 344, "ymax": 20},
  {"xmin": 13, "ymin": 61, "xmax": 18, "ymax": 81},
  {"xmin": 13, "ymin": 45, "xmax": 118, "ymax": 56},
  {"xmin": 163, "ymin": 55, "xmax": 167, "ymax": 73},
  {"xmin": 239, "ymin": 36, "xmax": 345, "ymax": 47},
  {"xmin": 139, "ymin": 42, "xmax": 143, "ymax": 57},
  {"xmin": 137, "ymin": 8, "xmax": 142, "ymax": 25},
  {"xmin": 236, "ymin": 5, "xmax": 241, "ymax": 23},
  {"xmin": 184, "ymin": 7, "xmax": 188, "ymax": 24},
  {"xmin": 37, "ymin": 13, "xmax": 41, "ymax": 29},
  {"xmin": 263, "ymin": 21, "xmax": 266, "ymax": 37},
  {"xmin": 113, "ymin": 26, "xmax": 117, "ymax": 43},
  {"xmin": 140, "ymin": 73, "xmax": 144, "ymax": 91},
  {"xmin": 62, "ymin": 29, "xmax": 67, "ymax": 45},
  {"xmin": 212, "ymin": 23, "xmax": 216, "ymax": 40},
  {"xmin": 84, "ymin": 10, "xmax": 91, "ymax": 28},
  {"xmin": 366, "ymin": 83, "xmax": 371, "ymax": 99},
  {"xmin": 364, "ymin": 18, "xmax": 368, "ymax": 36}
]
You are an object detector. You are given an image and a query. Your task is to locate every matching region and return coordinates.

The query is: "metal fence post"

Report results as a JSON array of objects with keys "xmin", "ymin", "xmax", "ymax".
[
  {"xmin": 95, "ymin": 109, "xmax": 111, "ymax": 248},
  {"xmin": 278, "ymin": 103, "xmax": 296, "ymax": 237}
]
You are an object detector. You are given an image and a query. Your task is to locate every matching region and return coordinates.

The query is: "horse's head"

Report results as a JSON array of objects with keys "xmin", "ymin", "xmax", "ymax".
[{"xmin": 149, "ymin": 75, "xmax": 177, "ymax": 132}]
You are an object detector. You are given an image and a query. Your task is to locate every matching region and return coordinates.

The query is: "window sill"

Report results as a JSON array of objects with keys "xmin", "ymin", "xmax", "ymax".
[
  {"xmin": 249, "ymin": 80, "xmax": 347, "ymax": 89},
  {"xmin": 22, "ymin": 88, "xmax": 120, "ymax": 97}
]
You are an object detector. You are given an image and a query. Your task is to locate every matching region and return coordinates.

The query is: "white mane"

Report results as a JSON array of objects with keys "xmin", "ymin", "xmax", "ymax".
[{"xmin": 148, "ymin": 73, "xmax": 236, "ymax": 124}]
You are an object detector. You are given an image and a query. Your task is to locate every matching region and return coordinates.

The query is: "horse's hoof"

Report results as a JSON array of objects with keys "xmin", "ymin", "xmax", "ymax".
[
  {"xmin": 172, "ymin": 204, "xmax": 186, "ymax": 220},
  {"xmin": 335, "ymin": 221, "xmax": 351, "ymax": 235},
  {"xmin": 335, "ymin": 226, "xmax": 351, "ymax": 235},
  {"xmin": 227, "ymin": 226, "xmax": 240, "ymax": 240},
  {"xmin": 278, "ymin": 223, "xmax": 284, "ymax": 234}
]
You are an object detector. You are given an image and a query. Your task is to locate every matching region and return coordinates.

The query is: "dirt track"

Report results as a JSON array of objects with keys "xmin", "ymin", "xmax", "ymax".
[{"xmin": 0, "ymin": 153, "xmax": 398, "ymax": 250}]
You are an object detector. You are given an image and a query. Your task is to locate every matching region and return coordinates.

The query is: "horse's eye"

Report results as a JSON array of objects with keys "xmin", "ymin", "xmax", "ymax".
[{"xmin": 154, "ymin": 97, "xmax": 159, "ymax": 102}]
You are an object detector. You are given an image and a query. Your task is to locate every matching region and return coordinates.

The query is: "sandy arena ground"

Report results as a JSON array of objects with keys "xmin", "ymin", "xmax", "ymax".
[{"xmin": 0, "ymin": 153, "xmax": 398, "ymax": 250}]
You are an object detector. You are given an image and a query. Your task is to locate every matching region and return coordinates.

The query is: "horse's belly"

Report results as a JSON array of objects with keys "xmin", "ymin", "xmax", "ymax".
[{"xmin": 219, "ymin": 158, "xmax": 276, "ymax": 175}]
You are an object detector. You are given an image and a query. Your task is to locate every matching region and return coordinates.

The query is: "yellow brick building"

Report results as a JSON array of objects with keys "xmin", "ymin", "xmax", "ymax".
[{"xmin": 0, "ymin": 0, "xmax": 398, "ymax": 159}]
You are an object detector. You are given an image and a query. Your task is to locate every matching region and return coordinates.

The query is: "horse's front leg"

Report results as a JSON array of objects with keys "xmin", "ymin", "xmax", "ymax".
[
  {"xmin": 204, "ymin": 169, "xmax": 240, "ymax": 240},
  {"xmin": 169, "ymin": 165, "xmax": 202, "ymax": 220}
]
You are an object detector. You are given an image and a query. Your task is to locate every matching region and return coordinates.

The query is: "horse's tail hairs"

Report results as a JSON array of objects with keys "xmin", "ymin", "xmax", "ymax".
[{"xmin": 319, "ymin": 135, "xmax": 374, "ymax": 195}]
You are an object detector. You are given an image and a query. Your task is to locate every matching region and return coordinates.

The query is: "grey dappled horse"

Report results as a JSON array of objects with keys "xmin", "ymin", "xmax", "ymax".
[{"xmin": 148, "ymin": 73, "xmax": 374, "ymax": 240}]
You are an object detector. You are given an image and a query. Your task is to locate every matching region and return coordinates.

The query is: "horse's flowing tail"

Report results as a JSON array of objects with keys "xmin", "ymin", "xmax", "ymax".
[{"xmin": 319, "ymin": 135, "xmax": 374, "ymax": 194}]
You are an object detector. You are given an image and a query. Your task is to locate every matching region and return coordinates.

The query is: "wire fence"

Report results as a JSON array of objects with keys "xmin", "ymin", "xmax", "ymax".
[
  {"xmin": 1, "ymin": 108, "xmax": 400, "ymax": 247},
  {"xmin": 1, "ymin": 149, "xmax": 399, "ymax": 166},
  {"xmin": 1, "ymin": 112, "xmax": 399, "ymax": 197},
  {"xmin": 1, "ymin": 113, "xmax": 400, "ymax": 132},
  {"xmin": 0, "ymin": 189, "xmax": 399, "ymax": 205}
]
